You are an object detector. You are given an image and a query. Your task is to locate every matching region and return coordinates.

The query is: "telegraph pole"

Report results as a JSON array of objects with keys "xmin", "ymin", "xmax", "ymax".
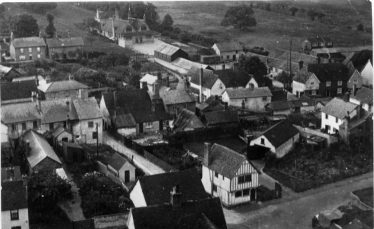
[{"xmin": 96, "ymin": 123, "xmax": 99, "ymax": 159}]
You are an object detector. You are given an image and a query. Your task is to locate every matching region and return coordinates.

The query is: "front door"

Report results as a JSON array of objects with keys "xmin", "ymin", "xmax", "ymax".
[
  {"xmin": 125, "ymin": 170, "xmax": 130, "ymax": 183},
  {"xmin": 250, "ymin": 189, "xmax": 256, "ymax": 201}
]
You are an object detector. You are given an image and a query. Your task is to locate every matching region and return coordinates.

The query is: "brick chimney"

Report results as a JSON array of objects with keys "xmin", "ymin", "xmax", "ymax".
[
  {"xmin": 170, "ymin": 185, "xmax": 182, "ymax": 207},
  {"xmin": 203, "ymin": 142, "xmax": 211, "ymax": 166}
]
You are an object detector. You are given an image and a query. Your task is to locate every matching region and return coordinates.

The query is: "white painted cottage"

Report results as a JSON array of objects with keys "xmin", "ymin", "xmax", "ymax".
[{"xmin": 222, "ymin": 87, "xmax": 272, "ymax": 112}]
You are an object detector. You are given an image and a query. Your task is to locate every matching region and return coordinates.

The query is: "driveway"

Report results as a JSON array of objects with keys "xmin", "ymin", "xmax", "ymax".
[
  {"xmin": 103, "ymin": 132, "xmax": 165, "ymax": 175},
  {"xmin": 225, "ymin": 172, "xmax": 373, "ymax": 229}
]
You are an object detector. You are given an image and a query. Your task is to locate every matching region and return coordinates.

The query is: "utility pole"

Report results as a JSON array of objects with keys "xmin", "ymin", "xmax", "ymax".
[
  {"xmin": 289, "ymin": 39, "xmax": 292, "ymax": 90},
  {"xmin": 96, "ymin": 123, "xmax": 99, "ymax": 159}
]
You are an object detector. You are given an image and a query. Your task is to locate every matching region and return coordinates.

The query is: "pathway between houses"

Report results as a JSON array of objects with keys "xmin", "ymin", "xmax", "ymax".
[{"xmin": 103, "ymin": 132, "xmax": 165, "ymax": 175}]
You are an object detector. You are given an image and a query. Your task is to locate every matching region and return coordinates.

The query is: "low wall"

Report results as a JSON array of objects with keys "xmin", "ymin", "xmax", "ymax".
[
  {"xmin": 293, "ymin": 124, "xmax": 338, "ymax": 146},
  {"xmin": 93, "ymin": 212, "xmax": 129, "ymax": 229}
]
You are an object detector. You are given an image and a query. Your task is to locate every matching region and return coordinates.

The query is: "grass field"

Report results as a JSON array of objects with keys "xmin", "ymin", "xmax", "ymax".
[{"xmin": 154, "ymin": 1, "xmax": 372, "ymax": 51}]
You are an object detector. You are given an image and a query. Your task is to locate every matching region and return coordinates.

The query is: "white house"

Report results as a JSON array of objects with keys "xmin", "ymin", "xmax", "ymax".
[
  {"xmin": 250, "ymin": 120, "xmax": 300, "ymax": 158},
  {"xmin": 201, "ymin": 143, "xmax": 260, "ymax": 207},
  {"xmin": 189, "ymin": 68, "xmax": 225, "ymax": 102},
  {"xmin": 360, "ymin": 59, "xmax": 373, "ymax": 87},
  {"xmin": 1, "ymin": 181, "xmax": 29, "ymax": 229},
  {"xmin": 292, "ymin": 71, "xmax": 320, "ymax": 97},
  {"xmin": 222, "ymin": 87, "xmax": 272, "ymax": 112},
  {"xmin": 1, "ymin": 122, "xmax": 9, "ymax": 143},
  {"xmin": 98, "ymin": 152, "xmax": 136, "ymax": 184},
  {"xmin": 212, "ymin": 42, "xmax": 243, "ymax": 62},
  {"xmin": 321, "ymin": 97, "xmax": 359, "ymax": 134},
  {"xmin": 130, "ymin": 169, "xmax": 208, "ymax": 208},
  {"xmin": 349, "ymin": 87, "xmax": 373, "ymax": 112},
  {"xmin": 139, "ymin": 73, "xmax": 158, "ymax": 95}
]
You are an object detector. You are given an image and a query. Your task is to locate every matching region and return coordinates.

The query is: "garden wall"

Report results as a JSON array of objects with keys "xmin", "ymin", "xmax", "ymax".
[{"xmin": 293, "ymin": 124, "xmax": 338, "ymax": 145}]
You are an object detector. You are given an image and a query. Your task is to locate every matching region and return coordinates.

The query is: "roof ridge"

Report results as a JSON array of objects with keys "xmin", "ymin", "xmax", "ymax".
[{"xmin": 211, "ymin": 143, "xmax": 246, "ymax": 159}]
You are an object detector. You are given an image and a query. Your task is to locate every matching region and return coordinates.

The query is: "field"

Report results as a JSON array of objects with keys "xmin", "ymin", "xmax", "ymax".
[{"xmin": 154, "ymin": 1, "xmax": 372, "ymax": 51}]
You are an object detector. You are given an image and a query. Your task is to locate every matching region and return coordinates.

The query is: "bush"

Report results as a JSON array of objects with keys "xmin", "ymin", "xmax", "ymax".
[{"xmin": 357, "ymin": 23, "xmax": 364, "ymax": 31}]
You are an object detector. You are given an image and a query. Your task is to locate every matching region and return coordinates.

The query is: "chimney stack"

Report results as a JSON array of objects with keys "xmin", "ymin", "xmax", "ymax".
[
  {"xmin": 66, "ymin": 100, "xmax": 72, "ymax": 114},
  {"xmin": 203, "ymin": 142, "xmax": 211, "ymax": 166},
  {"xmin": 170, "ymin": 185, "xmax": 182, "ymax": 207},
  {"xmin": 199, "ymin": 68, "xmax": 203, "ymax": 103},
  {"xmin": 298, "ymin": 60, "xmax": 304, "ymax": 70}
]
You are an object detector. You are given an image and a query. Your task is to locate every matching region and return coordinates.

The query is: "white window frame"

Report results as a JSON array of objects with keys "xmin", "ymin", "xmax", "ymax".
[
  {"xmin": 37, "ymin": 47, "xmax": 41, "ymax": 52},
  {"xmin": 337, "ymin": 81, "xmax": 342, "ymax": 86},
  {"xmin": 37, "ymin": 54, "xmax": 41, "ymax": 58},
  {"xmin": 337, "ymin": 88, "xmax": 342, "ymax": 94},
  {"xmin": 144, "ymin": 122, "xmax": 153, "ymax": 129},
  {"xmin": 20, "ymin": 48, "xmax": 24, "ymax": 54},
  {"xmin": 28, "ymin": 47, "xmax": 32, "ymax": 52}
]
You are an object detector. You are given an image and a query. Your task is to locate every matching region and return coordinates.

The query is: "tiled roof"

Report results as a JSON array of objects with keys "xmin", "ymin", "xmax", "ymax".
[
  {"xmin": 206, "ymin": 144, "xmax": 256, "ymax": 179},
  {"xmin": 214, "ymin": 42, "xmax": 242, "ymax": 52},
  {"xmin": 160, "ymin": 87, "xmax": 195, "ymax": 105},
  {"xmin": 308, "ymin": 63, "xmax": 350, "ymax": 82},
  {"xmin": 46, "ymin": 37, "xmax": 84, "ymax": 48},
  {"xmin": 350, "ymin": 87, "xmax": 373, "ymax": 105},
  {"xmin": 140, "ymin": 73, "xmax": 157, "ymax": 84},
  {"xmin": 1, "ymin": 181, "xmax": 28, "ymax": 211},
  {"xmin": 11, "ymin": 37, "xmax": 46, "ymax": 48},
  {"xmin": 131, "ymin": 197, "xmax": 227, "ymax": 229},
  {"xmin": 46, "ymin": 80, "xmax": 89, "ymax": 93},
  {"xmin": 51, "ymin": 126, "xmax": 72, "ymax": 138},
  {"xmin": 189, "ymin": 68, "xmax": 218, "ymax": 89},
  {"xmin": 1, "ymin": 102, "xmax": 41, "ymax": 124},
  {"xmin": 215, "ymin": 69, "xmax": 252, "ymax": 88},
  {"xmin": 155, "ymin": 43, "xmax": 181, "ymax": 56},
  {"xmin": 41, "ymin": 98, "xmax": 78, "ymax": 124},
  {"xmin": 114, "ymin": 113, "xmax": 137, "ymax": 128},
  {"xmin": 100, "ymin": 17, "xmax": 149, "ymax": 36},
  {"xmin": 321, "ymin": 97, "xmax": 358, "ymax": 119},
  {"xmin": 225, "ymin": 87, "xmax": 272, "ymax": 99},
  {"xmin": 261, "ymin": 120, "xmax": 299, "ymax": 148},
  {"xmin": 204, "ymin": 110, "xmax": 238, "ymax": 126},
  {"xmin": 23, "ymin": 130, "xmax": 62, "ymax": 168},
  {"xmin": 107, "ymin": 153, "xmax": 129, "ymax": 171},
  {"xmin": 72, "ymin": 97, "xmax": 102, "ymax": 120},
  {"xmin": 173, "ymin": 108, "xmax": 205, "ymax": 132},
  {"xmin": 138, "ymin": 169, "xmax": 209, "ymax": 206},
  {"xmin": 1, "ymin": 80, "xmax": 37, "ymax": 102}
]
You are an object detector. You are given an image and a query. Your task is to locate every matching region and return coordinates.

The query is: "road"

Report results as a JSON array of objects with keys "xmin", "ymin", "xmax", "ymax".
[
  {"xmin": 225, "ymin": 172, "xmax": 373, "ymax": 229},
  {"xmin": 103, "ymin": 132, "xmax": 165, "ymax": 175}
]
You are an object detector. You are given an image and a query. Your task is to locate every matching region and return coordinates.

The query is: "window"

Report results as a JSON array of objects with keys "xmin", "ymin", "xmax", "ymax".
[
  {"xmin": 28, "ymin": 47, "xmax": 32, "ymax": 52},
  {"xmin": 238, "ymin": 176, "xmax": 245, "ymax": 184},
  {"xmin": 262, "ymin": 96, "xmax": 267, "ymax": 101},
  {"xmin": 49, "ymin": 123, "xmax": 54, "ymax": 130},
  {"xmin": 10, "ymin": 209, "xmax": 19, "ymax": 220},
  {"xmin": 336, "ymin": 117, "xmax": 339, "ymax": 123},
  {"xmin": 37, "ymin": 47, "xmax": 41, "ymax": 52},
  {"xmin": 144, "ymin": 122, "xmax": 153, "ymax": 128},
  {"xmin": 326, "ymin": 81, "xmax": 331, "ymax": 87},
  {"xmin": 325, "ymin": 113, "xmax": 328, "ymax": 119},
  {"xmin": 213, "ymin": 184, "xmax": 217, "ymax": 192},
  {"xmin": 260, "ymin": 138, "xmax": 265, "ymax": 145},
  {"xmin": 20, "ymin": 48, "xmax": 24, "ymax": 53},
  {"xmin": 215, "ymin": 172, "xmax": 218, "ymax": 178},
  {"xmin": 19, "ymin": 55, "xmax": 26, "ymax": 61},
  {"xmin": 88, "ymin": 121, "xmax": 94, "ymax": 128},
  {"xmin": 226, "ymin": 55, "xmax": 230, "ymax": 60},
  {"xmin": 235, "ymin": 191, "xmax": 242, "ymax": 197},
  {"xmin": 310, "ymin": 81, "xmax": 314, "ymax": 85},
  {"xmin": 37, "ymin": 54, "xmax": 41, "ymax": 59},
  {"xmin": 244, "ymin": 174, "xmax": 252, "ymax": 182},
  {"xmin": 337, "ymin": 81, "xmax": 342, "ymax": 86},
  {"xmin": 29, "ymin": 54, "xmax": 32, "ymax": 60},
  {"xmin": 92, "ymin": 132, "xmax": 98, "ymax": 139},
  {"xmin": 243, "ymin": 189, "xmax": 250, "ymax": 196},
  {"xmin": 337, "ymin": 88, "xmax": 342, "ymax": 94},
  {"xmin": 11, "ymin": 124, "xmax": 16, "ymax": 131},
  {"xmin": 22, "ymin": 123, "xmax": 26, "ymax": 130},
  {"xmin": 33, "ymin": 121, "xmax": 38, "ymax": 129},
  {"xmin": 11, "ymin": 227, "xmax": 21, "ymax": 229}
]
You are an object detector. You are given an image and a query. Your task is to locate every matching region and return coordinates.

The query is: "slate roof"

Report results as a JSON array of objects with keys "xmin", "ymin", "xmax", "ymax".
[
  {"xmin": 23, "ymin": 130, "xmax": 62, "ymax": 168},
  {"xmin": 51, "ymin": 126, "xmax": 72, "ymax": 138},
  {"xmin": 107, "ymin": 153, "xmax": 129, "ymax": 171},
  {"xmin": 206, "ymin": 144, "xmax": 259, "ymax": 179},
  {"xmin": 322, "ymin": 98, "xmax": 358, "ymax": 119},
  {"xmin": 160, "ymin": 87, "xmax": 195, "ymax": 105},
  {"xmin": 308, "ymin": 63, "xmax": 350, "ymax": 82},
  {"xmin": 173, "ymin": 108, "xmax": 205, "ymax": 132},
  {"xmin": 350, "ymin": 87, "xmax": 373, "ymax": 105},
  {"xmin": 1, "ymin": 102, "xmax": 41, "ymax": 124},
  {"xmin": 1, "ymin": 80, "xmax": 37, "ymax": 102},
  {"xmin": 73, "ymin": 97, "xmax": 102, "ymax": 120},
  {"xmin": 155, "ymin": 43, "xmax": 181, "ymax": 56},
  {"xmin": 261, "ymin": 120, "xmax": 299, "ymax": 148},
  {"xmin": 172, "ymin": 58, "xmax": 211, "ymax": 71},
  {"xmin": 137, "ymin": 169, "xmax": 209, "ymax": 206},
  {"xmin": 46, "ymin": 37, "xmax": 84, "ymax": 48},
  {"xmin": 100, "ymin": 17, "xmax": 149, "ymax": 37},
  {"xmin": 1, "ymin": 181, "xmax": 28, "ymax": 211},
  {"xmin": 114, "ymin": 113, "xmax": 137, "ymax": 128},
  {"xmin": 225, "ymin": 87, "xmax": 272, "ymax": 99},
  {"xmin": 41, "ymin": 98, "xmax": 78, "ymax": 124},
  {"xmin": 46, "ymin": 80, "xmax": 89, "ymax": 93},
  {"xmin": 215, "ymin": 69, "xmax": 252, "ymax": 88},
  {"xmin": 214, "ymin": 42, "xmax": 242, "ymax": 52},
  {"xmin": 131, "ymin": 197, "xmax": 227, "ymax": 229},
  {"xmin": 189, "ymin": 68, "xmax": 218, "ymax": 89},
  {"xmin": 204, "ymin": 110, "xmax": 239, "ymax": 126},
  {"xmin": 11, "ymin": 37, "xmax": 46, "ymax": 48}
]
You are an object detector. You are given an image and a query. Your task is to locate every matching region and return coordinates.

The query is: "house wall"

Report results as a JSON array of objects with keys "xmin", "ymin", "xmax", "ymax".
[
  {"xmin": 1, "ymin": 208, "xmax": 29, "ymax": 229},
  {"xmin": 321, "ymin": 112, "xmax": 345, "ymax": 134},
  {"xmin": 347, "ymin": 70, "xmax": 363, "ymax": 89},
  {"xmin": 1, "ymin": 122, "xmax": 9, "ymax": 143},
  {"xmin": 45, "ymin": 89, "xmax": 88, "ymax": 100},
  {"xmin": 10, "ymin": 45, "xmax": 46, "ymax": 62},
  {"xmin": 223, "ymin": 93, "xmax": 271, "ymax": 112},
  {"xmin": 130, "ymin": 181, "xmax": 147, "ymax": 207},
  {"xmin": 118, "ymin": 163, "xmax": 136, "ymax": 183},
  {"xmin": 127, "ymin": 212, "xmax": 135, "ymax": 229},
  {"xmin": 6, "ymin": 120, "xmax": 40, "ymax": 139},
  {"xmin": 49, "ymin": 46, "xmax": 83, "ymax": 60},
  {"xmin": 99, "ymin": 96, "xmax": 111, "ymax": 128},
  {"xmin": 212, "ymin": 44, "xmax": 243, "ymax": 62},
  {"xmin": 360, "ymin": 61, "xmax": 373, "ymax": 86},
  {"xmin": 136, "ymin": 121, "xmax": 160, "ymax": 135},
  {"xmin": 273, "ymin": 133, "xmax": 300, "ymax": 158},
  {"xmin": 318, "ymin": 79, "xmax": 347, "ymax": 97},
  {"xmin": 72, "ymin": 118, "xmax": 102, "ymax": 144},
  {"xmin": 32, "ymin": 157, "xmax": 61, "ymax": 173}
]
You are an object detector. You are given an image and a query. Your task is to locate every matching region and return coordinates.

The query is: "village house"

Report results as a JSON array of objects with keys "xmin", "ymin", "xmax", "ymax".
[
  {"xmin": 130, "ymin": 169, "xmax": 209, "ymax": 207},
  {"xmin": 139, "ymin": 73, "xmax": 158, "ymax": 95},
  {"xmin": 127, "ymin": 196, "xmax": 227, "ymax": 229},
  {"xmin": 212, "ymin": 41, "xmax": 243, "ymax": 62},
  {"xmin": 10, "ymin": 37, "xmax": 46, "ymax": 62},
  {"xmin": 154, "ymin": 42, "xmax": 189, "ymax": 62},
  {"xmin": 250, "ymin": 120, "xmax": 300, "ymax": 158},
  {"xmin": 347, "ymin": 69, "xmax": 363, "ymax": 91},
  {"xmin": 95, "ymin": 8, "xmax": 156, "ymax": 48},
  {"xmin": 1, "ymin": 79, "xmax": 38, "ymax": 105},
  {"xmin": 215, "ymin": 69, "xmax": 258, "ymax": 89},
  {"xmin": 349, "ymin": 87, "xmax": 373, "ymax": 112},
  {"xmin": 343, "ymin": 50, "xmax": 373, "ymax": 87},
  {"xmin": 0, "ymin": 64, "xmax": 22, "ymax": 81},
  {"xmin": 42, "ymin": 79, "xmax": 89, "ymax": 100},
  {"xmin": 201, "ymin": 143, "xmax": 260, "ymax": 207},
  {"xmin": 159, "ymin": 87, "xmax": 196, "ymax": 115},
  {"xmin": 98, "ymin": 152, "xmax": 136, "ymax": 184},
  {"xmin": 172, "ymin": 108, "xmax": 205, "ymax": 132},
  {"xmin": 188, "ymin": 68, "xmax": 225, "ymax": 102},
  {"xmin": 360, "ymin": 59, "xmax": 373, "ymax": 87},
  {"xmin": 321, "ymin": 97, "xmax": 359, "ymax": 135},
  {"xmin": 51, "ymin": 126, "xmax": 73, "ymax": 148},
  {"xmin": 292, "ymin": 67, "xmax": 320, "ymax": 97},
  {"xmin": 100, "ymin": 88, "xmax": 171, "ymax": 137},
  {"xmin": 222, "ymin": 87, "xmax": 272, "ymax": 112},
  {"xmin": 23, "ymin": 130, "xmax": 62, "ymax": 173},
  {"xmin": 46, "ymin": 37, "xmax": 84, "ymax": 60},
  {"xmin": 1, "ymin": 181, "xmax": 29, "ymax": 229},
  {"xmin": 196, "ymin": 96, "xmax": 227, "ymax": 115},
  {"xmin": 302, "ymin": 36, "xmax": 333, "ymax": 53}
]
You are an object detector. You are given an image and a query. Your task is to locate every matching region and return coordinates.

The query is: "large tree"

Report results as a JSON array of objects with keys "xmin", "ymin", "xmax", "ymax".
[
  {"xmin": 12, "ymin": 14, "xmax": 39, "ymax": 38},
  {"xmin": 238, "ymin": 55, "xmax": 272, "ymax": 88},
  {"xmin": 221, "ymin": 5, "xmax": 257, "ymax": 30},
  {"xmin": 161, "ymin": 14, "xmax": 173, "ymax": 30},
  {"xmin": 45, "ymin": 13, "xmax": 56, "ymax": 38}
]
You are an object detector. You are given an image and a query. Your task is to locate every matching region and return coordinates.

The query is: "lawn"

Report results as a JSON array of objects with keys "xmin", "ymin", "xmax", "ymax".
[{"xmin": 264, "ymin": 141, "xmax": 373, "ymax": 192}]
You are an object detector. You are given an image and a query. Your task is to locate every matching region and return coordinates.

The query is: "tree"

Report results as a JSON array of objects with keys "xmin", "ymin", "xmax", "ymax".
[
  {"xmin": 307, "ymin": 10, "xmax": 316, "ymax": 21},
  {"xmin": 238, "ymin": 55, "xmax": 267, "ymax": 76},
  {"xmin": 45, "ymin": 13, "xmax": 56, "ymax": 38},
  {"xmin": 12, "ymin": 14, "xmax": 39, "ymax": 38},
  {"xmin": 221, "ymin": 5, "xmax": 257, "ymax": 30},
  {"xmin": 357, "ymin": 23, "xmax": 364, "ymax": 31},
  {"xmin": 289, "ymin": 7, "xmax": 298, "ymax": 16},
  {"xmin": 161, "ymin": 14, "xmax": 173, "ymax": 30}
]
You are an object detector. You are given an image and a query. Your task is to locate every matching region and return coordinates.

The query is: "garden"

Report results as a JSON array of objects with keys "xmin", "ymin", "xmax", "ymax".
[{"xmin": 264, "ymin": 140, "xmax": 373, "ymax": 193}]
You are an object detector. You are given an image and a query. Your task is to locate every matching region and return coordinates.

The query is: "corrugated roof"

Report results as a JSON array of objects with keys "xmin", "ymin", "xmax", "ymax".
[
  {"xmin": 225, "ymin": 87, "xmax": 272, "ymax": 99},
  {"xmin": 214, "ymin": 42, "xmax": 242, "ymax": 52},
  {"xmin": 1, "ymin": 181, "xmax": 28, "ymax": 211},
  {"xmin": 155, "ymin": 43, "xmax": 181, "ymax": 56},
  {"xmin": 322, "ymin": 97, "xmax": 358, "ymax": 119},
  {"xmin": 11, "ymin": 37, "xmax": 46, "ymax": 48},
  {"xmin": 261, "ymin": 120, "xmax": 299, "ymax": 148},
  {"xmin": 73, "ymin": 97, "xmax": 102, "ymax": 120},
  {"xmin": 46, "ymin": 37, "xmax": 84, "ymax": 48},
  {"xmin": 46, "ymin": 80, "xmax": 89, "ymax": 93},
  {"xmin": 23, "ymin": 130, "xmax": 62, "ymax": 168}
]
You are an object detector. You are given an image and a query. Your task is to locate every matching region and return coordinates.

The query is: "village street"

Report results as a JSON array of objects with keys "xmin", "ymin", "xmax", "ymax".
[
  {"xmin": 225, "ymin": 172, "xmax": 373, "ymax": 229},
  {"xmin": 103, "ymin": 132, "xmax": 165, "ymax": 175}
]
